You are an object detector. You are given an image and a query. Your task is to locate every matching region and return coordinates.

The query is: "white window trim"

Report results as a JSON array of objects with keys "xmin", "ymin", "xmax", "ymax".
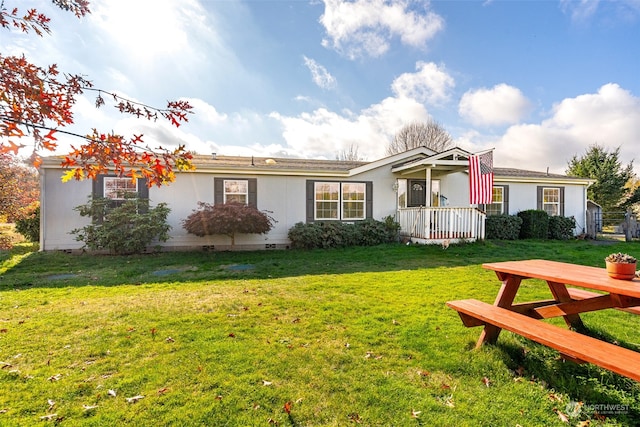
[
  {"xmin": 103, "ymin": 177, "xmax": 138, "ymax": 200},
  {"xmin": 314, "ymin": 182, "xmax": 366, "ymax": 221},
  {"xmin": 542, "ymin": 187, "xmax": 560, "ymax": 216},
  {"xmin": 341, "ymin": 182, "xmax": 366, "ymax": 220},
  {"xmin": 488, "ymin": 186, "xmax": 504, "ymax": 215},
  {"xmin": 223, "ymin": 179, "xmax": 249, "ymax": 204}
]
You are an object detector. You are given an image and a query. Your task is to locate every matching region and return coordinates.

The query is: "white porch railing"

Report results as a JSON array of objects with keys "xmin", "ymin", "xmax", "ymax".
[{"xmin": 397, "ymin": 207, "xmax": 486, "ymax": 242}]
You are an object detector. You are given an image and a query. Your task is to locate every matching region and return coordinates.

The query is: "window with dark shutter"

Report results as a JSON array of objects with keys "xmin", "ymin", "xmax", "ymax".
[
  {"xmin": 537, "ymin": 186, "xmax": 564, "ymax": 216},
  {"xmin": 214, "ymin": 178, "xmax": 257, "ymax": 207},
  {"xmin": 305, "ymin": 180, "xmax": 372, "ymax": 222}
]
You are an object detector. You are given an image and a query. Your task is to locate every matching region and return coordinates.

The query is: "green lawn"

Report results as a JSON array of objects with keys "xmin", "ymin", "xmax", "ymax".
[{"xmin": 1, "ymin": 240, "xmax": 639, "ymax": 426}]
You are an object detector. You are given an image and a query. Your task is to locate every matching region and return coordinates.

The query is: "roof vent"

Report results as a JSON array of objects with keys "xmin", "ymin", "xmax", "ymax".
[{"xmin": 265, "ymin": 158, "xmax": 276, "ymax": 165}]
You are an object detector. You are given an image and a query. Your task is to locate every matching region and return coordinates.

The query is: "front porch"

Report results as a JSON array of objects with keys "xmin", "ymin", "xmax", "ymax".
[{"xmin": 397, "ymin": 206, "xmax": 486, "ymax": 244}]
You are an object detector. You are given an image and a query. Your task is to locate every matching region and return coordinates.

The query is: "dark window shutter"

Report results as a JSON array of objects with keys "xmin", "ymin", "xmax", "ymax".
[
  {"xmin": 137, "ymin": 178, "xmax": 149, "ymax": 213},
  {"xmin": 306, "ymin": 180, "xmax": 315, "ymax": 223},
  {"xmin": 138, "ymin": 179, "xmax": 149, "ymax": 199},
  {"xmin": 365, "ymin": 181, "xmax": 373, "ymax": 219},
  {"xmin": 93, "ymin": 174, "xmax": 105, "ymax": 197},
  {"xmin": 503, "ymin": 185, "xmax": 509, "ymax": 214},
  {"xmin": 559, "ymin": 187, "xmax": 565, "ymax": 216},
  {"xmin": 537, "ymin": 186, "xmax": 543, "ymax": 210},
  {"xmin": 214, "ymin": 178, "xmax": 224, "ymax": 205},
  {"xmin": 248, "ymin": 178, "xmax": 257, "ymax": 207}
]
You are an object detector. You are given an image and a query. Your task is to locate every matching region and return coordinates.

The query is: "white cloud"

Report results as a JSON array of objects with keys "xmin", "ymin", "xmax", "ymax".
[
  {"xmin": 269, "ymin": 96, "xmax": 429, "ymax": 159},
  {"xmin": 183, "ymin": 98, "xmax": 228, "ymax": 125},
  {"xmin": 319, "ymin": 0, "xmax": 445, "ymax": 59},
  {"xmin": 303, "ymin": 56, "xmax": 337, "ymax": 90},
  {"xmin": 482, "ymin": 83, "xmax": 640, "ymax": 174},
  {"xmin": 89, "ymin": 0, "xmax": 202, "ymax": 64},
  {"xmin": 459, "ymin": 84, "xmax": 532, "ymax": 126},
  {"xmin": 391, "ymin": 61, "xmax": 455, "ymax": 105},
  {"xmin": 560, "ymin": 0, "xmax": 601, "ymax": 22},
  {"xmin": 560, "ymin": 0, "xmax": 640, "ymax": 23}
]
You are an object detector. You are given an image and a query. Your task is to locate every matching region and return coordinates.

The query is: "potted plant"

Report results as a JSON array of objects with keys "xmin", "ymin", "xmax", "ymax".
[{"xmin": 605, "ymin": 252, "xmax": 638, "ymax": 280}]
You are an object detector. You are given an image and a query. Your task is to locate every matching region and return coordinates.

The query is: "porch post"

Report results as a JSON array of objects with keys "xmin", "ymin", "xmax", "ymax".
[{"xmin": 425, "ymin": 167, "xmax": 432, "ymax": 207}]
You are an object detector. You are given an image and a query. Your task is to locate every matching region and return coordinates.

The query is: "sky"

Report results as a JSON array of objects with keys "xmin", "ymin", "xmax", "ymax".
[{"xmin": 5, "ymin": 0, "xmax": 640, "ymax": 175}]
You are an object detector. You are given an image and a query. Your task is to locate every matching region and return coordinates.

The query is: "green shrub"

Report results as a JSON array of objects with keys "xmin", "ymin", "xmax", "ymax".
[
  {"xmin": 548, "ymin": 216, "xmax": 577, "ymax": 240},
  {"xmin": 486, "ymin": 214, "xmax": 522, "ymax": 240},
  {"xmin": 71, "ymin": 197, "xmax": 171, "ymax": 254},
  {"xmin": 287, "ymin": 217, "xmax": 400, "ymax": 249},
  {"xmin": 15, "ymin": 206, "xmax": 40, "ymax": 243},
  {"xmin": 518, "ymin": 210, "xmax": 549, "ymax": 239}
]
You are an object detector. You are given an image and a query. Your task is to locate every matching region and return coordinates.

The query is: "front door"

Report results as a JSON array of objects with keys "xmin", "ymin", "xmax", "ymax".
[{"xmin": 408, "ymin": 180, "xmax": 426, "ymax": 207}]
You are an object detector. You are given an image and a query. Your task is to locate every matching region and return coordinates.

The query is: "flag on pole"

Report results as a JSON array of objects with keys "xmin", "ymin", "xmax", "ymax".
[{"xmin": 469, "ymin": 150, "xmax": 494, "ymax": 204}]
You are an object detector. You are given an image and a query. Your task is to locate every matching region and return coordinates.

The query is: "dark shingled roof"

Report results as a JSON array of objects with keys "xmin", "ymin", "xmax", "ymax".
[
  {"xmin": 494, "ymin": 167, "xmax": 580, "ymax": 180},
  {"xmin": 192, "ymin": 154, "xmax": 367, "ymax": 171}
]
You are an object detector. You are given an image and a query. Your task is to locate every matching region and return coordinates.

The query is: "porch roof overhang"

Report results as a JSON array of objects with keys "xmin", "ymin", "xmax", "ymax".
[{"xmin": 390, "ymin": 147, "xmax": 472, "ymax": 175}]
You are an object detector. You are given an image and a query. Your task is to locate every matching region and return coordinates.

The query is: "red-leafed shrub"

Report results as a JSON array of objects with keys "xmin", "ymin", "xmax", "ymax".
[{"xmin": 182, "ymin": 202, "xmax": 275, "ymax": 246}]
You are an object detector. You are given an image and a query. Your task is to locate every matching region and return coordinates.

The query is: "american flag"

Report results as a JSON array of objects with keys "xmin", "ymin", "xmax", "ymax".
[{"xmin": 469, "ymin": 151, "xmax": 494, "ymax": 204}]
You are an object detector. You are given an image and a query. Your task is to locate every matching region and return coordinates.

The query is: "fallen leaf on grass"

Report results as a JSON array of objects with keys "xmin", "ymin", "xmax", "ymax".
[
  {"xmin": 553, "ymin": 408, "xmax": 570, "ymax": 423},
  {"xmin": 482, "ymin": 377, "xmax": 491, "ymax": 387},
  {"xmin": 82, "ymin": 405, "xmax": 98, "ymax": 411},
  {"xmin": 47, "ymin": 400, "xmax": 55, "ymax": 410},
  {"xmin": 0, "ymin": 362, "xmax": 12, "ymax": 369},
  {"xmin": 40, "ymin": 414, "xmax": 57, "ymax": 421},
  {"xmin": 411, "ymin": 409, "xmax": 421, "ymax": 418},
  {"xmin": 165, "ymin": 337, "xmax": 175, "ymax": 343},
  {"xmin": 0, "ymin": 409, "xmax": 7, "ymax": 413},
  {"xmin": 267, "ymin": 418, "xmax": 278, "ymax": 425},
  {"xmin": 283, "ymin": 401, "xmax": 292, "ymax": 414},
  {"xmin": 125, "ymin": 395, "xmax": 144, "ymax": 404},
  {"xmin": 48, "ymin": 374, "xmax": 62, "ymax": 382},
  {"xmin": 262, "ymin": 380, "xmax": 272, "ymax": 386},
  {"xmin": 228, "ymin": 333, "xmax": 236, "ymax": 338},
  {"xmin": 157, "ymin": 387, "xmax": 169, "ymax": 395},
  {"xmin": 347, "ymin": 412, "xmax": 362, "ymax": 423},
  {"xmin": 108, "ymin": 389, "xmax": 117, "ymax": 397},
  {"xmin": 548, "ymin": 393, "xmax": 562, "ymax": 402}
]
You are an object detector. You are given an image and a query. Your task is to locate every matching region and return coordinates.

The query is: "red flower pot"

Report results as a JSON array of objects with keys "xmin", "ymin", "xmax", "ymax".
[{"xmin": 605, "ymin": 261, "xmax": 637, "ymax": 280}]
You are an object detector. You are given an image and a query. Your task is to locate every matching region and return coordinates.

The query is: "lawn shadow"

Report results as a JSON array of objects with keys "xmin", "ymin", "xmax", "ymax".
[
  {"xmin": 495, "ymin": 330, "xmax": 640, "ymax": 425},
  {"xmin": 1, "ymin": 239, "xmax": 637, "ymax": 290}
]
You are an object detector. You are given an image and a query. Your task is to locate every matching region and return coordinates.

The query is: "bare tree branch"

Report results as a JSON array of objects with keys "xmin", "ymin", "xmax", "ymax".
[{"xmin": 386, "ymin": 119, "xmax": 453, "ymax": 155}]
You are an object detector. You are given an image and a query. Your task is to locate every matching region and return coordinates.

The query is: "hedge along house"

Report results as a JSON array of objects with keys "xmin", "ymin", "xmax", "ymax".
[{"xmin": 39, "ymin": 146, "xmax": 593, "ymax": 251}]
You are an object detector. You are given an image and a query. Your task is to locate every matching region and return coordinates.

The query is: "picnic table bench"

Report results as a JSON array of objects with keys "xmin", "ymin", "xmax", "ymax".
[{"xmin": 447, "ymin": 259, "xmax": 640, "ymax": 382}]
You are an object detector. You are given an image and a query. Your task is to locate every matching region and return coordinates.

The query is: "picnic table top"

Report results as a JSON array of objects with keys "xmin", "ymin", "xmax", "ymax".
[{"xmin": 482, "ymin": 259, "xmax": 640, "ymax": 299}]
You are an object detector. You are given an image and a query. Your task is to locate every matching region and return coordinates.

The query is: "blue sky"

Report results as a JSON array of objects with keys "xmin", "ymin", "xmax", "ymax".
[{"xmin": 6, "ymin": 0, "xmax": 640, "ymax": 174}]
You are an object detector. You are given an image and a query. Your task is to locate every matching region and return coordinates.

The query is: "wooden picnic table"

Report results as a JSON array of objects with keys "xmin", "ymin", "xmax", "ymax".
[{"xmin": 447, "ymin": 259, "xmax": 640, "ymax": 382}]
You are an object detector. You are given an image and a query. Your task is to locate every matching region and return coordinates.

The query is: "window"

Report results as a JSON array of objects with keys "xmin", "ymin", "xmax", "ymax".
[
  {"xmin": 92, "ymin": 175, "xmax": 149, "ymax": 218},
  {"xmin": 315, "ymin": 182, "xmax": 339, "ymax": 219},
  {"xmin": 104, "ymin": 177, "xmax": 138, "ymax": 200},
  {"xmin": 486, "ymin": 186, "xmax": 504, "ymax": 215},
  {"xmin": 341, "ymin": 183, "xmax": 365, "ymax": 220},
  {"xmin": 307, "ymin": 180, "xmax": 372, "ymax": 222},
  {"xmin": 93, "ymin": 175, "xmax": 148, "ymax": 201},
  {"xmin": 223, "ymin": 179, "xmax": 248, "ymax": 204},
  {"xmin": 214, "ymin": 178, "xmax": 257, "ymax": 207},
  {"xmin": 542, "ymin": 188, "xmax": 560, "ymax": 216},
  {"xmin": 537, "ymin": 186, "xmax": 564, "ymax": 216}
]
